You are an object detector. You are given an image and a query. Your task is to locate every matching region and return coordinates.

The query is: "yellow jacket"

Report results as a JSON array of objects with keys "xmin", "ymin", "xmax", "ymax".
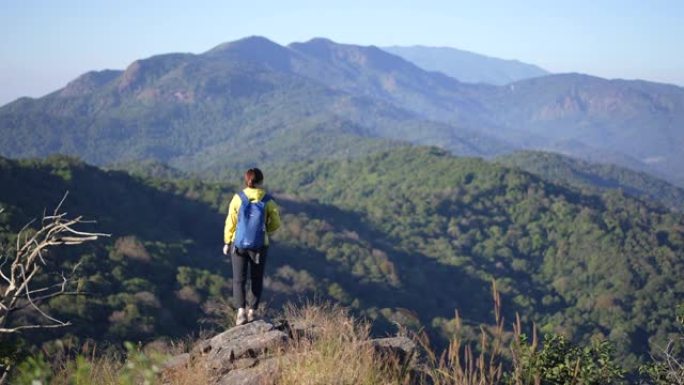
[{"xmin": 224, "ymin": 187, "xmax": 281, "ymax": 245}]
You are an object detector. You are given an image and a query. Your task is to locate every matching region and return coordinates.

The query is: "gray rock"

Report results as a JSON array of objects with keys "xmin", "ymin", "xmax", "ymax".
[
  {"xmin": 230, "ymin": 357, "xmax": 259, "ymax": 370},
  {"xmin": 216, "ymin": 357, "xmax": 279, "ymax": 385},
  {"xmin": 367, "ymin": 336, "xmax": 417, "ymax": 366},
  {"xmin": 192, "ymin": 320, "xmax": 288, "ymax": 375}
]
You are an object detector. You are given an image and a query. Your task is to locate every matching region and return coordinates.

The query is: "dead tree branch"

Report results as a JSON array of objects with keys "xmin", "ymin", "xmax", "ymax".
[{"xmin": 0, "ymin": 194, "xmax": 109, "ymax": 335}]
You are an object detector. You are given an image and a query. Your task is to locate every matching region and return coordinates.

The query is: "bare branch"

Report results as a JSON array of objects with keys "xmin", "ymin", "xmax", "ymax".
[
  {"xmin": 0, "ymin": 196, "xmax": 110, "ymax": 336},
  {"xmin": 53, "ymin": 191, "xmax": 69, "ymax": 217},
  {"xmin": 12, "ymin": 292, "xmax": 84, "ymax": 313},
  {"xmin": 23, "ymin": 279, "xmax": 68, "ymax": 326},
  {"xmin": 0, "ymin": 256, "xmax": 10, "ymax": 284},
  {"xmin": 32, "ymin": 291, "xmax": 83, "ymax": 303},
  {"xmin": 650, "ymin": 337, "xmax": 684, "ymax": 383},
  {"xmin": 0, "ymin": 322, "xmax": 73, "ymax": 334}
]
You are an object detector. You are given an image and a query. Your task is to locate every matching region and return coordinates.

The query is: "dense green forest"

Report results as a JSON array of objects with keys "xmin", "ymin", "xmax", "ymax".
[
  {"xmin": 497, "ymin": 150, "xmax": 684, "ymax": 212},
  {"xmin": 1, "ymin": 148, "xmax": 683, "ymax": 371},
  {"xmin": 268, "ymin": 147, "xmax": 684, "ymax": 366},
  {"xmin": 0, "ymin": 155, "xmax": 412, "ymax": 350}
]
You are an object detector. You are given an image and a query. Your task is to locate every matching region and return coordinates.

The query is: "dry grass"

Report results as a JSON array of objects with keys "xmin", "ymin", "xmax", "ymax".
[
  {"xmin": 17, "ymin": 339, "xmax": 210, "ymax": 385},
  {"xmin": 275, "ymin": 302, "xmax": 409, "ymax": 385},
  {"xmin": 156, "ymin": 338, "xmax": 213, "ymax": 385},
  {"xmin": 13, "ymin": 284, "xmax": 526, "ymax": 385},
  {"xmin": 416, "ymin": 281, "xmax": 508, "ymax": 385},
  {"xmin": 162, "ymin": 358, "xmax": 213, "ymax": 385},
  {"xmin": 50, "ymin": 356, "xmax": 122, "ymax": 385}
]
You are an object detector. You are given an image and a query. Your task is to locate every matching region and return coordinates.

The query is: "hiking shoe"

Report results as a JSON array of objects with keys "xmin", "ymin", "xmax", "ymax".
[
  {"xmin": 236, "ymin": 308, "xmax": 247, "ymax": 326},
  {"xmin": 247, "ymin": 308, "xmax": 255, "ymax": 322}
]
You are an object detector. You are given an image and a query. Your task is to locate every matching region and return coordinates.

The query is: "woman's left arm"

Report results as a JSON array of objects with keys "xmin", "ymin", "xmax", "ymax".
[{"xmin": 266, "ymin": 200, "xmax": 281, "ymax": 234}]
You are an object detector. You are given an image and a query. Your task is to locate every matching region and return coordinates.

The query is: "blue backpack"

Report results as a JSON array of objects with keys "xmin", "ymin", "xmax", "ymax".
[{"xmin": 234, "ymin": 191, "xmax": 272, "ymax": 250}]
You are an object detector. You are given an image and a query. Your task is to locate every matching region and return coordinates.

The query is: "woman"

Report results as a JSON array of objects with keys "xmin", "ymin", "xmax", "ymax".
[{"xmin": 223, "ymin": 168, "xmax": 281, "ymax": 325}]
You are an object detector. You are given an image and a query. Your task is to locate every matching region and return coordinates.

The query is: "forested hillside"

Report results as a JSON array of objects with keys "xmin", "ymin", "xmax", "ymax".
[
  {"xmin": 269, "ymin": 147, "xmax": 684, "ymax": 366},
  {"xmin": 0, "ymin": 154, "xmax": 437, "ymax": 348},
  {"xmin": 0, "ymin": 155, "xmax": 230, "ymax": 345},
  {"xmin": 497, "ymin": 150, "xmax": 684, "ymax": 212},
  {"xmin": 2, "ymin": 148, "xmax": 683, "ymax": 369}
]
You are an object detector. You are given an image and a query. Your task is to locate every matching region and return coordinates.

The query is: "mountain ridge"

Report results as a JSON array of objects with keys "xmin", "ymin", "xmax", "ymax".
[
  {"xmin": 0, "ymin": 36, "xmax": 509, "ymax": 171},
  {"xmin": 382, "ymin": 44, "xmax": 550, "ymax": 85},
  {"xmin": 1, "ymin": 35, "xmax": 683, "ymax": 186}
]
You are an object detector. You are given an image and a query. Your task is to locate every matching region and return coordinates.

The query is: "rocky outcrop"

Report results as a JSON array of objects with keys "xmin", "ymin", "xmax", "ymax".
[
  {"xmin": 163, "ymin": 319, "xmax": 416, "ymax": 385},
  {"xmin": 192, "ymin": 320, "xmax": 288, "ymax": 377},
  {"xmin": 367, "ymin": 336, "xmax": 417, "ymax": 367}
]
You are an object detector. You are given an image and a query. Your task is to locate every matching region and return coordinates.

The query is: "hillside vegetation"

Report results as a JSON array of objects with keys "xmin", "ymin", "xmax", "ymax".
[
  {"xmin": 269, "ymin": 147, "xmax": 684, "ymax": 366},
  {"xmin": 2, "ymin": 148, "xmax": 683, "ymax": 372},
  {"xmin": 11, "ymin": 301, "xmax": 657, "ymax": 385},
  {"xmin": 497, "ymin": 150, "xmax": 684, "ymax": 212}
]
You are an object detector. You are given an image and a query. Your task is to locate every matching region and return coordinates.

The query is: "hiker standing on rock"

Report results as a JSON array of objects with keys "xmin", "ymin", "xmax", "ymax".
[{"xmin": 223, "ymin": 168, "xmax": 281, "ymax": 326}]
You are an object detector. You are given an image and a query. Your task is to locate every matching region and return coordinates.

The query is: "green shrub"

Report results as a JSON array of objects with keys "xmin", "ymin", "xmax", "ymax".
[{"xmin": 510, "ymin": 334, "xmax": 624, "ymax": 385}]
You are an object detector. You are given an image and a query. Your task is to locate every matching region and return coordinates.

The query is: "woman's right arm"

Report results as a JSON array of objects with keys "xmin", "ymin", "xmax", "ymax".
[{"xmin": 224, "ymin": 194, "xmax": 240, "ymax": 244}]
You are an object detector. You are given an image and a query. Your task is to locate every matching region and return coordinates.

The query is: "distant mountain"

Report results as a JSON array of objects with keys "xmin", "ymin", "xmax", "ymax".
[
  {"xmin": 382, "ymin": 45, "xmax": 549, "ymax": 85},
  {"xmin": 497, "ymin": 150, "xmax": 684, "ymax": 212},
  {"xmin": 0, "ymin": 36, "xmax": 508, "ymax": 175},
  {"xmin": 1, "ymin": 36, "xmax": 684, "ymax": 186},
  {"xmin": 484, "ymin": 74, "xmax": 684, "ymax": 186},
  {"xmin": 286, "ymin": 38, "xmax": 495, "ymax": 126}
]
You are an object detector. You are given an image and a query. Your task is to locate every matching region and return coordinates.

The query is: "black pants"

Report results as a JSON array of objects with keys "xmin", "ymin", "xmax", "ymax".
[{"xmin": 231, "ymin": 247, "xmax": 268, "ymax": 309}]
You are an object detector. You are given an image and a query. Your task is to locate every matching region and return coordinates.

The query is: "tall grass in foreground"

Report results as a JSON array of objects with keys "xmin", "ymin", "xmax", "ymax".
[
  {"xmin": 13, "ymin": 284, "xmax": 675, "ymax": 384},
  {"xmin": 11, "ymin": 340, "xmax": 211, "ymax": 385},
  {"xmin": 418, "ymin": 281, "xmax": 626, "ymax": 385},
  {"xmin": 276, "ymin": 302, "xmax": 410, "ymax": 385},
  {"xmin": 417, "ymin": 283, "xmax": 506, "ymax": 385}
]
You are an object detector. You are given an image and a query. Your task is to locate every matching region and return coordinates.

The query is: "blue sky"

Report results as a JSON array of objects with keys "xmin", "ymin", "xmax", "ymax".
[{"xmin": 1, "ymin": 0, "xmax": 683, "ymax": 105}]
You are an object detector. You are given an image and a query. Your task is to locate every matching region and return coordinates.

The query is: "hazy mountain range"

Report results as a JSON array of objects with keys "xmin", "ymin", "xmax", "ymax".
[
  {"xmin": 382, "ymin": 45, "xmax": 549, "ymax": 85},
  {"xmin": 1, "ymin": 36, "xmax": 683, "ymax": 187}
]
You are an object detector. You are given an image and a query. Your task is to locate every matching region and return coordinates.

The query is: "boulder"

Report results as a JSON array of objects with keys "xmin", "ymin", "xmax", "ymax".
[
  {"xmin": 367, "ymin": 336, "xmax": 417, "ymax": 366},
  {"xmin": 192, "ymin": 320, "xmax": 288, "ymax": 375},
  {"xmin": 216, "ymin": 357, "xmax": 279, "ymax": 385}
]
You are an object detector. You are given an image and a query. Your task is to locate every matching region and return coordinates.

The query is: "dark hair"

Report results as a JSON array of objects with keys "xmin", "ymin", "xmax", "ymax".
[{"xmin": 244, "ymin": 168, "xmax": 264, "ymax": 188}]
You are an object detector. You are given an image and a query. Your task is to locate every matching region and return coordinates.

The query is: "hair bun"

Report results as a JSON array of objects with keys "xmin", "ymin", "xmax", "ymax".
[{"xmin": 244, "ymin": 168, "xmax": 264, "ymax": 188}]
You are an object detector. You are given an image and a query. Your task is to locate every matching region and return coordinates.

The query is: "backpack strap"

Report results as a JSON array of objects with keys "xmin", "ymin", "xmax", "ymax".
[
  {"xmin": 238, "ymin": 191, "xmax": 272, "ymax": 204},
  {"xmin": 238, "ymin": 191, "xmax": 250, "ymax": 204}
]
